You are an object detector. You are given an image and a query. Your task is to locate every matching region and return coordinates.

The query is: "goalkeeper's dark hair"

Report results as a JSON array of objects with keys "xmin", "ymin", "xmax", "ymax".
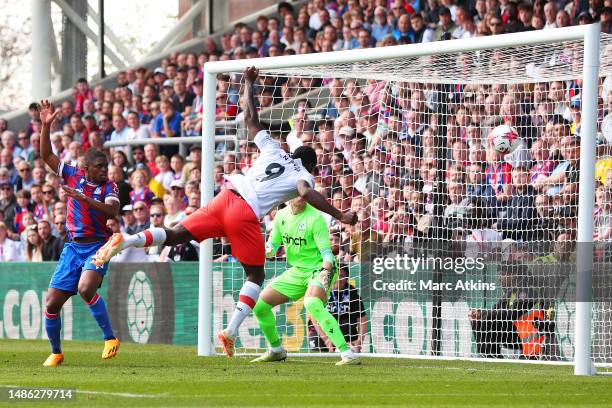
[
  {"xmin": 84, "ymin": 148, "xmax": 108, "ymax": 166},
  {"xmin": 292, "ymin": 146, "xmax": 317, "ymax": 173}
]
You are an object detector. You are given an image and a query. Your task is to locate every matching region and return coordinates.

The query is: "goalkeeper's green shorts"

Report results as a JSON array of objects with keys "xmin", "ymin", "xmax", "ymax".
[{"xmin": 268, "ymin": 266, "xmax": 338, "ymax": 302}]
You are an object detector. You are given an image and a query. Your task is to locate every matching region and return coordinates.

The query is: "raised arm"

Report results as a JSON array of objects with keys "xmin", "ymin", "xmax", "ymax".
[
  {"xmin": 243, "ymin": 66, "xmax": 264, "ymax": 140},
  {"xmin": 297, "ymin": 180, "xmax": 357, "ymax": 225},
  {"xmin": 38, "ymin": 100, "xmax": 61, "ymax": 173}
]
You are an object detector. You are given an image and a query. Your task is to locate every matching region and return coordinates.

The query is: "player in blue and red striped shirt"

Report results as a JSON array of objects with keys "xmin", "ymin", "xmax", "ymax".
[{"xmin": 38, "ymin": 100, "xmax": 121, "ymax": 367}]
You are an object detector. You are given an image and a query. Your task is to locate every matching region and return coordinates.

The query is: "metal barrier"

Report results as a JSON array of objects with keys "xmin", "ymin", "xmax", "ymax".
[{"xmin": 103, "ymin": 135, "xmax": 237, "ymax": 158}]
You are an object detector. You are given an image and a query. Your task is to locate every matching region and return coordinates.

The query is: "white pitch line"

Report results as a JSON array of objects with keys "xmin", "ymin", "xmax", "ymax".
[{"xmin": 1, "ymin": 385, "xmax": 167, "ymax": 399}]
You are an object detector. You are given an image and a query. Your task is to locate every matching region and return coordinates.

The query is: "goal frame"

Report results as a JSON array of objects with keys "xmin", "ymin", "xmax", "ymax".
[{"xmin": 197, "ymin": 24, "xmax": 602, "ymax": 376}]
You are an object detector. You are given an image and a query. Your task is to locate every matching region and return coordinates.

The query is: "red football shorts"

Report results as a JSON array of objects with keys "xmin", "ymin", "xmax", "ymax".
[{"xmin": 181, "ymin": 189, "xmax": 265, "ymax": 266}]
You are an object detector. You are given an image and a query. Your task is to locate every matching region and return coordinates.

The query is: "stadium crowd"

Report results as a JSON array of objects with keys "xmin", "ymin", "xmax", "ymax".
[{"xmin": 0, "ymin": 0, "xmax": 611, "ymax": 265}]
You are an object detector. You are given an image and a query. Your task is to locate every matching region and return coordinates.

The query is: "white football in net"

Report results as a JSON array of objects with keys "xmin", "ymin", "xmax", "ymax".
[{"xmin": 490, "ymin": 125, "xmax": 521, "ymax": 154}]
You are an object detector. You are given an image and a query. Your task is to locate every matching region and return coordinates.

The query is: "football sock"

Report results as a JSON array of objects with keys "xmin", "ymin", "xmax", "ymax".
[
  {"xmin": 252, "ymin": 299, "xmax": 282, "ymax": 351},
  {"xmin": 87, "ymin": 294, "xmax": 115, "ymax": 340},
  {"xmin": 227, "ymin": 281, "xmax": 261, "ymax": 337},
  {"xmin": 125, "ymin": 228, "xmax": 167, "ymax": 248},
  {"xmin": 304, "ymin": 296, "xmax": 349, "ymax": 353},
  {"xmin": 44, "ymin": 310, "xmax": 62, "ymax": 354}
]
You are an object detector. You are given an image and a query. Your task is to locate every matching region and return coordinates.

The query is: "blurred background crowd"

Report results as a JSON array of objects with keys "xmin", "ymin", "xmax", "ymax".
[{"xmin": 0, "ymin": 0, "xmax": 611, "ymax": 264}]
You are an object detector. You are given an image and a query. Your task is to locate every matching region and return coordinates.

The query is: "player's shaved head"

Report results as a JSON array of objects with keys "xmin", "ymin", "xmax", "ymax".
[
  {"xmin": 84, "ymin": 148, "xmax": 107, "ymax": 166},
  {"xmin": 84, "ymin": 148, "xmax": 109, "ymax": 183},
  {"xmin": 292, "ymin": 146, "xmax": 317, "ymax": 173}
]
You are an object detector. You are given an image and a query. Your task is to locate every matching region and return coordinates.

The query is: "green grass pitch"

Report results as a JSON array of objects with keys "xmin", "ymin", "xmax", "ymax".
[{"xmin": 1, "ymin": 339, "xmax": 611, "ymax": 407}]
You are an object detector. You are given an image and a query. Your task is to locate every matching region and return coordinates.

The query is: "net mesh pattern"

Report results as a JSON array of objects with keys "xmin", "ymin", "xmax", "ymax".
[{"xmin": 209, "ymin": 35, "xmax": 612, "ymax": 368}]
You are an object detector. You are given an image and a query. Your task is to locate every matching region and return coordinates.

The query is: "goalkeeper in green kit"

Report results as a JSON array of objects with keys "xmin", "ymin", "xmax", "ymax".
[{"xmin": 251, "ymin": 196, "xmax": 361, "ymax": 365}]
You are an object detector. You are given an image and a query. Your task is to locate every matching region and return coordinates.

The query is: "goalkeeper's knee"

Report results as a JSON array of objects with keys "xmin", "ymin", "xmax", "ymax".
[
  {"xmin": 253, "ymin": 299, "xmax": 273, "ymax": 318},
  {"xmin": 304, "ymin": 296, "xmax": 328, "ymax": 320}
]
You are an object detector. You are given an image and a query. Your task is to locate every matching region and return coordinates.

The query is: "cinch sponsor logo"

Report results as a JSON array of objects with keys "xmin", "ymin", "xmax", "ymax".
[{"xmin": 283, "ymin": 234, "xmax": 307, "ymax": 246}]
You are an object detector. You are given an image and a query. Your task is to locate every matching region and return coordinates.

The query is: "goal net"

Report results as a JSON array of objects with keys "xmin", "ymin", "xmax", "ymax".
[{"xmin": 204, "ymin": 28, "xmax": 612, "ymax": 370}]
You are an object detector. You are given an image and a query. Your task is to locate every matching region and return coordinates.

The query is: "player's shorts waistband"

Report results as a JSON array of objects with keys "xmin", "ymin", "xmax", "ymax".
[{"xmin": 224, "ymin": 181, "xmax": 244, "ymax": 200}]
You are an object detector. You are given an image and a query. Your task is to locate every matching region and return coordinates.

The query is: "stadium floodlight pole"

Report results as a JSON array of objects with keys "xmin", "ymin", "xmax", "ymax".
[
  {"xmin": 198, "ymin": 69, "xmax": 218, "ymax": 356},
  {"xmin": 574, "ymin": 22, "xmax": 600, "ymax": 377}
]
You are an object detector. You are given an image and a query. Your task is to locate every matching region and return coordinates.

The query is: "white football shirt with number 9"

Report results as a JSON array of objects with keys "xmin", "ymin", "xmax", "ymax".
[{"xmin": 228, "ymin": 130, "xmax": 315, "ymax": 218}]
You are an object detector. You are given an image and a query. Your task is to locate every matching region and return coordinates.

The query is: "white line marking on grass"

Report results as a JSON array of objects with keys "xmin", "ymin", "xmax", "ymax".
[{"xmin": 1, "ymin": 385, "xmax": 168, "ymax": 399}]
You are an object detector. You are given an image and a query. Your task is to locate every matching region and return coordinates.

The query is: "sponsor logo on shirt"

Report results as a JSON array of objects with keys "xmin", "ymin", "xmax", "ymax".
[{"xmin": 283, "ymin": 234, "xmax": 307, "ymax": 246}]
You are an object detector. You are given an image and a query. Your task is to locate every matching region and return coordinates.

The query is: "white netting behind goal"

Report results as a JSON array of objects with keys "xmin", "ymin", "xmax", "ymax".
[{"xmin": 209, "ymin": 34, "xmax": 612, "ymax": 367}]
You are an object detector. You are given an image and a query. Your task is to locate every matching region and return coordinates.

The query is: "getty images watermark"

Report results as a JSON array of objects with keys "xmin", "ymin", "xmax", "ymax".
[{"xmin": 368, "ymin": 254, "xmax": 495, "ymax": 292}]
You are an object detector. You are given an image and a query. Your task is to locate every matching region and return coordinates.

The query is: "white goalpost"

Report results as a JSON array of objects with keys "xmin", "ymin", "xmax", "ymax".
[{"xmin": 197, "ymin": 24, "xmax": 611, "ymax": 376}]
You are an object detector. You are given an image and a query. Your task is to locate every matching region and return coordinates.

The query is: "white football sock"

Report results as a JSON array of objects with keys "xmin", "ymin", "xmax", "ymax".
[
  {"xmin": 341, "ymin": 349, "xmax": 356, "ymax": 359},
  {"xmin": 124, "ymin": 228, "xmax": 167, "ymax": 248},
  {"xmin": 227, "ymin": 281, "xmax": 261, "ymax": 337}
]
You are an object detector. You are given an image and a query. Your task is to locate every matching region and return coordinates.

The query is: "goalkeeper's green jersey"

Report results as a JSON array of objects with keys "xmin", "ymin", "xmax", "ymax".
[{"xmin": 267, "ymin": 204, "xmax": 332, "ymax": 272}]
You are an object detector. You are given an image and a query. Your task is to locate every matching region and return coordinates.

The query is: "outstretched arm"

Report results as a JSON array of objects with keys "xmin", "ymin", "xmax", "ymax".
[
  {"xmin": 38, "ymin": 100, "xmax": 61, "ymax": 173},
  {"xmin": 297, "ymin": 180, "xmax": 357, "ymax": 225},
  {"xmin": 243, "ymin": 66, "xmax": 264, "ymax": 140}
]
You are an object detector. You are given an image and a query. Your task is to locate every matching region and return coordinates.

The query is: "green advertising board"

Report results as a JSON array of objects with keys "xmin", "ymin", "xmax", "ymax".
[{"xmin": 0, "ymin": 262, "xmax": 577, "ymax": 359}]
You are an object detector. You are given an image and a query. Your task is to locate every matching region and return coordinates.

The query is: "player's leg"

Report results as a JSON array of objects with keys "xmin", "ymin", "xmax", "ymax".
[
  {"xmin": 218, "ymin": 263, "xmax": 265, "ymax": 357},
  {"xmin": 304, "ymin": 268, "xmax": 360, "ymax": 365},
  {"xmin": 251, "ymin": 286, "xmax": 290, "ymax": 362},
  {"xmin": 80, "ymin": 245, "xmax": 120, "ymax": 359},
  {"xmin": 92, "ymin": 224, "xmax": 196, "ymax": 267},
  {"xmin": 92, "ymin": 191, "xmax": 234, "ymax": 266},
  {"xmin": 218, "ymin": 194, "xmax": 267, "ymax": 357},
  {"xmin": 44, "ymin": 243, "xmax": 81, "ymax": 366},
  {"xmin": 78, "ymin": 270, "xmax": 120, "ymax": 359},
  {"xmin": 43, "ymin": 288, "xmax": 72, "ymax": 366}
]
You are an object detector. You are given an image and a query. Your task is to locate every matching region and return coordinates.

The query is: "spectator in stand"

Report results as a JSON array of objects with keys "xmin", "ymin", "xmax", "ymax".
[
  {"xmin": 171, "ymin": 78, "xmax": 194, "ymax": 116},
  {"xmin": 181, "ymin": 145, "xmax": 201, "ymax": 184},
  {"xmin": 120, "ymin": 205, "xmax": 138, "ymax": 235},
  {"xmin": 144, "ymin": 143, "xmax": 160, "ymax": 176},
  {"xmin": 153, "ymin": 100, "xmax": 183, "ymax": 157},
  {"xmin": 53, "ymin": 214, "xmax": 69, "ymax": 246},
  {"xmin": 98, "ymin": 114, "xmax": 114, "ymax": 140},
  {"xmin": 517, "ymin": 2, "xmax": 535, "ymax": 31},
  {"xmin": 129, "ymin": 145, "xmax": 146, "ymax": 174},
  {"xmin": 108, "ymin": 164, "xmax": 132, "ymax": 207},
  {"xmin": 0, "ymin": 221, "xmax": 22, "ymax": 261},
  {"xmin": 129, "ymin": 168, "xmax": 155, "ymax": 206},
  {"xmin": 1, "ymin": 131, "xmax": 17, "ymax": 159},
  {"xmin": 30, "ymin": 184, "xmax": 45, "ymax": 221},
  {"xmin": 112, "ymin": 151, "xmax": 130, "ymax": 177},
  {"xmin": 38, "ymin": 219, "xmax": 63, "ymax": 261},
  {"xmin": 126, "ymin": 111, "xmax": 151, "ymax": 140},
  {"xmin": 132, "ymin": 201, "xmax": 150, "ymax": 233},
  {"xmin": 411, "ymin": 13, "xmax": 434, "ymax": 42},
  {"xmin": 310, "ymin": 264, "xmax": 367, "ymax": 352},
  {"xmin": 434, "ymin": 7, "xmax": 457, "ymax": 40},
  {"xmin": 109, "ymin": 114, "xmax": 130, "ymax": 154},
  {"xmin": 543, "ymin": 1, "xmax": 557, "ymax": 29},
  {"xmin": 154, "ymin": 155, "xmax": 174, "ymax": 191},
  {"xmin": 16, "ymin": 161, "xmax": 34, "ymax": 191},
  {"xmin": 0, "ymin": 148, "xmax": 17, "ymax": 184},
  {"xmin": 13, "ymin": 189, "xmax": 34, "ymax": 234},
  {"xmin": 495, "ymin": 166, "xmax": 537, "ymax": 241},
  {"xmin": 169, "ymin": 180, "xmax": 188, "ymax": 209},
  {"xmin": 163, "ymin": 194, "xmax": 185, "ymax": 227},
  {"xmin": 24, "ymin": 224, "xmax": 43, "ymax": 262},
  {"xmin": 15, "ymin": 131, "xmax": 32, "ymax": 161}
]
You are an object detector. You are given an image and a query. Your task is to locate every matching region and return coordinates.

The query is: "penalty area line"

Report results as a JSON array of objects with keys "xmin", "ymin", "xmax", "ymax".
[{"xmin": 1, "ymin": 385, "xmax": 168, "ymax": 399}]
